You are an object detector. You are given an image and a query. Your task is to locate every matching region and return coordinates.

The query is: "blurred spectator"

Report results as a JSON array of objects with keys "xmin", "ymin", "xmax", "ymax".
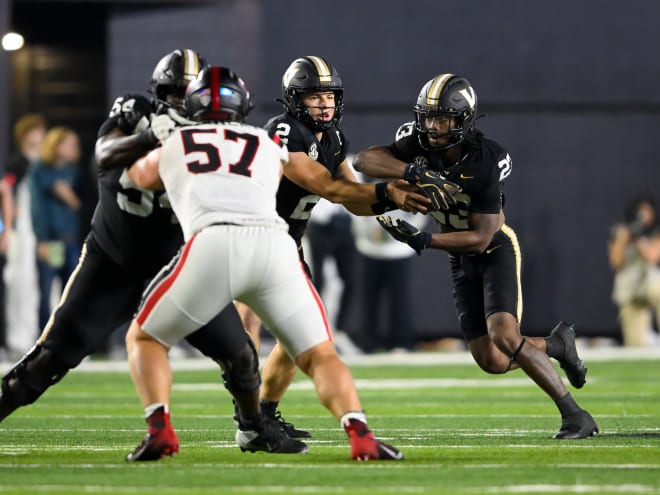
[
  {"xmin": 352, "ymin": 208, "xmax": 429, "ymax": 352},
  {"xmin": 0, "ymin": 176, "xmax": 15, "ymax": 361},
  {"xmin": 29, "ymin": 126, "xmax": 83, "ymax": 330},
  {"xmin": 5, "ymin": 113, "xmax": 47, "ymax": 191},
  {"xmin": 306, "ymin": 198, "xmax": 357, "ymax": 331},
  {"xmin": 4, "ymin": 114, "xmax": 46, "ymax": 354},
  {"xmin": 608, "ymin": 194, "xmax": 660, "ymax": 347}
]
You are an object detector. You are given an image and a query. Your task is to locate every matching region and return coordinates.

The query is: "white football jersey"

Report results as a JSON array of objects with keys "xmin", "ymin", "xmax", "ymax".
[{"xmin": 157, "ymin": 122, "xmax": 289, "ymax": 240}]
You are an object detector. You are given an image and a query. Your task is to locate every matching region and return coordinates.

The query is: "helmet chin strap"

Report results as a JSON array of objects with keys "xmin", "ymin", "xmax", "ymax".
[{"xmin": 167, "ymin": 107, "xmax": 197, "ymax": 126}]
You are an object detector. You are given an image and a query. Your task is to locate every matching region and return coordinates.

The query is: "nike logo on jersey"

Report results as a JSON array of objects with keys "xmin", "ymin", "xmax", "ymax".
[
  {"xmin": 460, "ymin": 173, "xmax": 474, "ymax": 179},
  {"xmin": 485, "ymin": 245, "xmax": 500, "ymax": 254}
]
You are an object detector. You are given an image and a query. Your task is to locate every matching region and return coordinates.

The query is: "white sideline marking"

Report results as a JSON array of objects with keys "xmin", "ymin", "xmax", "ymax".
[
  {"xmin": 0, "ymin": 486, "xmax": 426, "ymax": 494},
  {"xmin": 477, "ymin": 485, "xmax": 656, "ymax": 494},
  {"xmin": 2, "ymin": 346, "xmax": 656, "ymax": 374},
  {"xmin": 173, "ymin": 377, "xmax": 536, "ymax": 392}
]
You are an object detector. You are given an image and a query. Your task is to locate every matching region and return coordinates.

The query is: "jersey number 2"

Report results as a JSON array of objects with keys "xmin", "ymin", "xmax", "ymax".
[{"xmin": 181, "ymin": 128, "xmax": 257, "ymax": 176}]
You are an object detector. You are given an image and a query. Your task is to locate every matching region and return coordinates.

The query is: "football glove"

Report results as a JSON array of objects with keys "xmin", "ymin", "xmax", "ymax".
[
  {"xmin": 417, "ymin": 169, "xmax": 461, "ymax": 210},
  {"xmin": 404, "ymin": 164, "xmax": 461, "ymax": 210},
  {"xmin": 376, "ymin": 215, "xmax": 432, "ymax": 255},
  {"xmin": 110, "ymin": 95, "xmax": 153, "ymax": 135},
  {"xmin": 150, "ymin": 114, "xmax": 177, "ymax": 142}
]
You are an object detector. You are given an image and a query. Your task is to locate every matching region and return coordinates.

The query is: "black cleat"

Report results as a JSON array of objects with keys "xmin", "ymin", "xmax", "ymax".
[
  {"xmin": 554, "ymin": 410, "xmax": 599, "ymax": 439},
  {"xmin": 236, "ymin": 416, "xmax": 308, "ymax": 454},
  {"xmin": 548, "ymin": 322, "xmax": 587, "ymax": 389},
  {"xmin": 268, "ymin": 409, "xmax": 311, "ymax": 439},
  {"xmin": 0, "ymin": 398, "xmax": 16, "ymax": 423}
]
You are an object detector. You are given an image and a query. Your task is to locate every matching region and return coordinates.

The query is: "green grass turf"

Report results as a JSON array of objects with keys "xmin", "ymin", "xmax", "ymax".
[{"xmin": 0, "ymin": 355, "xmax": 659, "ymax": 494}]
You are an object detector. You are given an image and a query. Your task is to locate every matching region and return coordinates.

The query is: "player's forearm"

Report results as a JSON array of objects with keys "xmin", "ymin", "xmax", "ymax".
[
  {"xmin": 318, "ymin": 178, "xmax": 378, "ymax": 205},
  {"xmin": 95, "ymin": 131, "xmax": 155, "ymax": 171},
  {"xmin": 353, "ymin": 147, "xmax": 407, "ymax": 179}
]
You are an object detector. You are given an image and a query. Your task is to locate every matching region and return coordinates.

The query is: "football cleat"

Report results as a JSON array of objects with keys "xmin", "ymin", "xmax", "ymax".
[
  {"xmin": 126, "ymin": 407, "xmax": 179, "ymax": 461},
  {"xmin": 236, "ymin": 416, "xmax": 308, "ymax": 454},
  {"xmin": 548, "ymin": 322, "xmax": 587, "ymax": 389},
  {"xmin": 269, "ymin": 409, "xmax": 311, "ymax": 439},
  {"xmin": 257, "ymin": 399, "xmax": 311, "ymax": 439},
  {"xmin": 344, "ymin": 418, "xmax": 403, "ymax": 461},
  {"xmin": 554, "ymin": 410, "xmax": 599, "ymax": 440}
]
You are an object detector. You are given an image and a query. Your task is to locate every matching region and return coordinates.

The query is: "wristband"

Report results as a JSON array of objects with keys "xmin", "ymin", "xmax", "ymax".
[
  {"xmin": 374, "ymin": 182, "xmax": 389, "ymax": 203},
  {"xmin": 403, "ymin": 163, "xmax": 420, "ymax": 183}
]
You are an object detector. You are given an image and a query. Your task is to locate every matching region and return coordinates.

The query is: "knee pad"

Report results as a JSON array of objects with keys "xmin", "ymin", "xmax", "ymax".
[
  {"xmin": 218, "ymin": 339, "xmax": 261, "ymax": 395},
  {"xmin": 1, "ymin": 345, "xmax": 71, "ymax": 409}
]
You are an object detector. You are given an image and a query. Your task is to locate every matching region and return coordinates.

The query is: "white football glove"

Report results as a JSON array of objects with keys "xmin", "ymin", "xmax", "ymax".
[{"xmin": 150, "ymin": 114, "xmax": 176, "ymax": 142}]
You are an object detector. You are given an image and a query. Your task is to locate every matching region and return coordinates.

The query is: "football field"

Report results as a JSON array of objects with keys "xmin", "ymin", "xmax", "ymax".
[{"xmin": 1, "ymin": 348, "xmax": 659, "ymax": 495}]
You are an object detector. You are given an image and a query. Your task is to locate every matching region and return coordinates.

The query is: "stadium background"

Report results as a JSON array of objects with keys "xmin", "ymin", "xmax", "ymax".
[{"xmin": 1, "ymin": 0, "xmax": 659, "ymax": 342}]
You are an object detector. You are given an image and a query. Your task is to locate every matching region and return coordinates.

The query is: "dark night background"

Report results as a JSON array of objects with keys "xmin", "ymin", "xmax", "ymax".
[{"xmin": 2, "ymin": 0, "xmax": 658, "ymax": 342}]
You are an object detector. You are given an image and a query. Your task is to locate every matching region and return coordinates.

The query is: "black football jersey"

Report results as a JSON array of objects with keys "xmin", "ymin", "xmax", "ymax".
[
  {"xmin": 87, "ymin": 94, "xmax": 182, "ymax": 273},
  {"xmin": 388, "ymin": 122, "xmax": 511, "ymax": 231},
  {"xmin": 264, "ymin": 112, "xmax": 349, "ymax": 244}
]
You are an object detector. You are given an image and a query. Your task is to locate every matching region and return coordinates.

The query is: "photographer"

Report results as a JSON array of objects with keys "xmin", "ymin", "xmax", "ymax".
[{"xmin": 608, "ymin": 195, "xmax": 660, "ymax": 346}]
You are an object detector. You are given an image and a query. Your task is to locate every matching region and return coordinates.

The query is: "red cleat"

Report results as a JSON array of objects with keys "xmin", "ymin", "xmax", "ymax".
[
  {"xmin": 344, "ymin": 418, "xmax": 403, "ymax": 461},
  {"xmin": 126, "ymin": 406, "xmax": 180, "ymax": 462}
]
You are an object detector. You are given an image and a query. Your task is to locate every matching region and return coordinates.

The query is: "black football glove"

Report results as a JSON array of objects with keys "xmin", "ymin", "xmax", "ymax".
[
  {"xmin": 376, "ymin": 215, "xmax": 432, "ymax": 255},
  {"xmin": 109, "ymin": 95, "xmax": 153, "ymax": 135},
  {"xmin": 404, "ymin": 164, "xmax": 461, "ymax": 210},
  {"xmin": 417, "ymin": 169, "xmax": 461, "ymax": 210}
]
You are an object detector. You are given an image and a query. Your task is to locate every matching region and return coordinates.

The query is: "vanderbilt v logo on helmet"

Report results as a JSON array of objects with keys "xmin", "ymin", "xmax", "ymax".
[
  {"xmin": 280, "ymin": 56, "xmax": 344, "ymax": 132},
  {"xmin": 414, "ymin": 73, "xmax": 478, "ymax": 152}
]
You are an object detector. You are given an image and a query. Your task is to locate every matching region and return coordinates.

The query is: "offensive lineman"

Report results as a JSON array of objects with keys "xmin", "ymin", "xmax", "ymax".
[
  {"xmin": 0, "ymin": 49, "xmax": 300, "ymax": 460},
  {"xmin": 355, "ymin": 73, "xmax": 599, "ymax": 440},
  {"xmin": 124, "ymin": 65, "xmax": 404, "ymax": 461}
]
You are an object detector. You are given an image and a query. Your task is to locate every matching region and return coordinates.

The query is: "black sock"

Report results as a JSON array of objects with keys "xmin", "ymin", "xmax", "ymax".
[
  {"xmin": 259, "ymin": 399, "xmax": 278, "ymax": 416},
  {"xmin": 555, "ymin": 393, "xmax": 581, "ymax": 417}
]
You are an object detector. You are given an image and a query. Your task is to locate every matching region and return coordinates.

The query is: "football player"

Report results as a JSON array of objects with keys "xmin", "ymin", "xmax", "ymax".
[
  {"xmin": 236, "ymin": 56, "xmax": 437, "ymax": 438},
  {"xmin": 125, "ymin": 65, "xmax": 403, "ymax": 461},
  {"xmin": 0, "ymin": 49, "xmax": 298, "ymax": 460},
  {"xmin": 354, "ymin": 73, "xmax": 599, "ymax": 440}
]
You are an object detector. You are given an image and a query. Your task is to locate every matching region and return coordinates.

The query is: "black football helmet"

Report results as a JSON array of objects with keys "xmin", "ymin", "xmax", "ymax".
[
  {"xmin": 281, "ymin": 56, "xmax": 343, "ymax": 131},
  {"xmin": 185, "ymin": 66, "xmax": 253, "ymax": 123},
  {"xmin": 414, "ymin": 74, "xmax": 477, "ymax": 151},
  {"xmin": 150, "ymin": 49, "xmax": 207, "ymax": 117}
]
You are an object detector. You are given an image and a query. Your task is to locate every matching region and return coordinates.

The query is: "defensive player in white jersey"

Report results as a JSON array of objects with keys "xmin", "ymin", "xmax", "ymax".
[{"xmin": 124, "ymin": 66, "xmax": 404, "ymax": 461}]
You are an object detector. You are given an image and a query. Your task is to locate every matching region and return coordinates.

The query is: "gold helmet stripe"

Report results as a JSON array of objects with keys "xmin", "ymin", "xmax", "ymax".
[
  {"xmin": 182, "ymin": 49, "xmax": 201, "ymax": 83},
  {"xmin": 306, "ymin": 56, "xmax": 332, "ymax": 83},
  {"xmin": 426, "ymin": 73, "xmax": 454, "ymax": 107}
]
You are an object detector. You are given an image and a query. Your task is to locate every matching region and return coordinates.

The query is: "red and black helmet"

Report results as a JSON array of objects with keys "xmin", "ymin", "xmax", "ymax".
[{"xmin": 184, "ymin": 66, "xmax": 253, "ymax": 123}]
